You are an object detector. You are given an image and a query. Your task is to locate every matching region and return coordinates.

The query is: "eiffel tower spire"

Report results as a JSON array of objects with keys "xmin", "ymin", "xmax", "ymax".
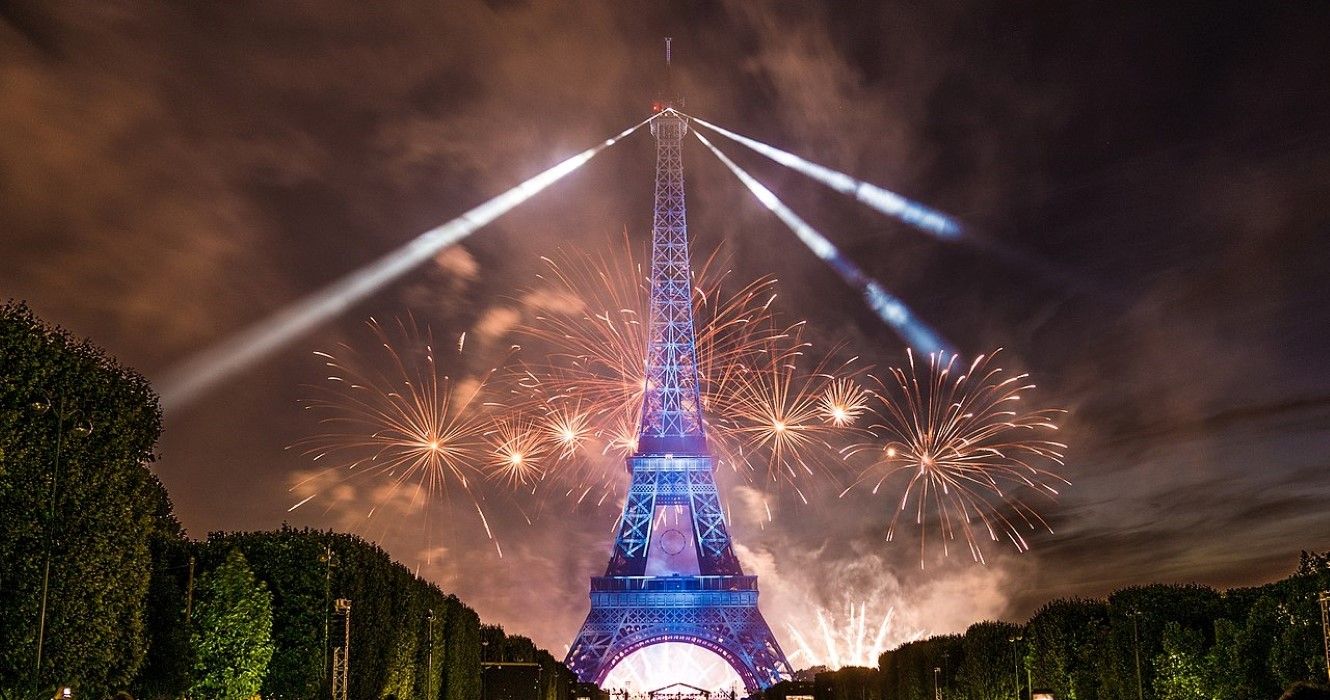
[
  {"xmin": 565, "ymin": 42, "xmax": 791, "ymax": 693},
  {"xmin": 637, "ymin": 105, "xmax": 707, "ymax": 455}
]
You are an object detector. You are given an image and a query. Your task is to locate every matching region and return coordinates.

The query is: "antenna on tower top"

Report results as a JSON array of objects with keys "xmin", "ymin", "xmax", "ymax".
[{"xmin": 665, "ymin": 37, "xmax": 672, "ymax": 66}]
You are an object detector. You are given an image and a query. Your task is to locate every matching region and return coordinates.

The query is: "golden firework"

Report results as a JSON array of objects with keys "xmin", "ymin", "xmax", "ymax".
[{"xmin": 844, "ymin": 349, "xmax": 1068, "ymax": 566}]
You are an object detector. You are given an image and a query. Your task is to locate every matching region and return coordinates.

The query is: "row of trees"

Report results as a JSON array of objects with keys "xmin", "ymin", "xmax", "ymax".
[
  {"xmin": 763, "ymin": 556, "xmax": 1327, "ymax": 700},
  {"xmin": 0, "ymin": 301, "xmax": 578, "ymax": 699},
  {"xmin": 134, "ymin": 526, "xmax": 492, "ymax": 700},
  {"xmin": 876, "ymin": 554, "xmax": 1329, "ymax": 700}
]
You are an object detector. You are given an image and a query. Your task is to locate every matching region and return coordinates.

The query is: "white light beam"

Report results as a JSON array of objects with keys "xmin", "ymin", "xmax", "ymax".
[
  {"xmin": 687, "ymin": 113, "xmax": 962, "ymax": 240},
  {"xmin": 159, "ymin": 116, "xmax": 655, "ymax": 410},
  {"xmin": 693, "ymin": 127, "xmax": 953, "ymax": 355}
]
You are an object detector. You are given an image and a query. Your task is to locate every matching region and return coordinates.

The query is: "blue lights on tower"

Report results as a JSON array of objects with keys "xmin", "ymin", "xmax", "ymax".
[{"xmin": 565, "ymin": 45, "xmax": 792, "ymax": 692}]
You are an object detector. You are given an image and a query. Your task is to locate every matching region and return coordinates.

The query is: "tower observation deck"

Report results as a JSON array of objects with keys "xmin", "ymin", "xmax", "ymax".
[{"xmin": 564, "ymin": 42, "xmax": 792, "ymax": 693}]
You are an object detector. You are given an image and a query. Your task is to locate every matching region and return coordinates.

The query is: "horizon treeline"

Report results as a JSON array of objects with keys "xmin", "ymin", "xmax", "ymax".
[
  {"xmin": 876, "ymin": 553, "xmax": 1329, "ymax": 700},
  {"xmin": 762, "ymin": 554, "xmax": 1330, "ymax": 700}
]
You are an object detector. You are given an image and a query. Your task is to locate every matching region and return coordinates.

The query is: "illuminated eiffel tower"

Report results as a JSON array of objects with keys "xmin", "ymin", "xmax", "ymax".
[{"xmin": 565, "ymin": 41, "xmax": 791, "ymax": 693}]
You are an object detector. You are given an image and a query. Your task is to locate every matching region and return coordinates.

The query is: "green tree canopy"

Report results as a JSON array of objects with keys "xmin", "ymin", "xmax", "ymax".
[
  {"xmin": 1153, "ymin": 622, "xmax": 1208, "ymax": 700},
  {"xmin": 956, "ymin": 621, "xmax": 1022, "ymax": 700},
  {"xmin": 1026, "ymin": 598, "xmax": 1109, "ymax": 700},
  {"xmin": 0, "ymin": 301, "xmax": 168, "ymax": 697},
  {"xmin": 189, "ymin": 549, "xmax": 274, "ymax": 700}
]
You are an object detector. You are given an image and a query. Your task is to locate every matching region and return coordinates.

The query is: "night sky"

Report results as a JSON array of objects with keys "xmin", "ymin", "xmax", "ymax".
[{"xmin": 4, "ymin": 1, "xmax": 1330, "ymax": 662}]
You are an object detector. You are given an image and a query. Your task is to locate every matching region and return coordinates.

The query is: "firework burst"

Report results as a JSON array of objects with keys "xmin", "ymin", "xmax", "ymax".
[
  {"xmin": 709, "ymin": 324, "xmax": 864, "ymax": 501},
  {"xmin": 289, "ymin": 317, "xmax": 506, "ymax": 553},
  {"xmin": 819, "ymin": 377, "xmax": 870, "ymax": 428},
  {"xmin": 484, "ymin": 416, "xmax": 549, "ymax": 488},
  {"xmin": 843, "ymin": 349, "xmax": 1068, "ymax": 566},
  {"xmin": 500, "ymin": 238, "xmax": 862, "ymax": 506}
]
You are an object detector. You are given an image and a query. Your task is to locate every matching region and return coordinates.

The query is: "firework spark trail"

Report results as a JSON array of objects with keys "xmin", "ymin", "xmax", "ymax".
[
  {"xmin": 843, "ymin": 349, "xmax": 1069, "ymax": 567},
  {"xmin": 288, "ymin": 316, "xmax": 508, "ymax": 555},
  {"xmin": 685, "ymin": 112, "xmax": 962, "ymax": 240},
  {"xmin": 784, "ymin": 600, "xmax": 923, "ymax": 670},
  {"xmin": 692, "ymin": 128, "xmax": 954, "ymax": 356},
  {"xmin": 158, "ymin": 115, "xmax": 656, "ymax": 411},
  {"xmin": 497, "ymin": 240, "xmax": 864, "ymax": 506}
]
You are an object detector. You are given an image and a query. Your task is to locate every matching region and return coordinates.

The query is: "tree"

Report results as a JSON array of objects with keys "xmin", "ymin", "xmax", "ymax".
[
  {"xmin": 1206, "ymin": 613, "xmax": 1279, "ymax": 700},
  {"xmin": 879, "ymin": 635, "xmax": 962, "ymax": 700},
  {"xmin": 133, "ymin": 531, "xmax": 196, "ymax": 700},
  {"xmin": 189, "ymin": 549, "xmax": 274, "ymax": 700},
  {"xmin": 1268, "ymin": 554, "xmax": 1330, "ymax": 687},
  {"xmin": 205, "ymin": 528, "xmax": 329, "ymax": 699},
  {"xmin": 1152, "ymin": 623, "xmax": 1208, "ymax": 700},
  {"xmin": 1102, "ymin": 585, "xmax": 1222, "ymax": 700},
  {"xmin": 956, "ymin": 621, "xmax": 1022, "ymax": 700},
  {"xmin": 0, "ymin": 301, "xmax": 168, "ymax": 698},
  {"xmin": 1025, "ymin": 598, "xmax": 1109, "ymax": 700}
]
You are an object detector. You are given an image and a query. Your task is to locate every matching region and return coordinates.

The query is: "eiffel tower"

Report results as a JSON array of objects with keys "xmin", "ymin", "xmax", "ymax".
[{"xmin": 565, "ymin": 41, "xmax": 792, "ymax": 693}]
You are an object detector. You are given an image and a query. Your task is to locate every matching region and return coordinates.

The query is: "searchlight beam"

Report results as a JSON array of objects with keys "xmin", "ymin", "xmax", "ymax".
[
  {"xmin": 159, "ymin": 115, "xmax": 654, "ymax": 410},
  {"xmin": 687, "ymin": 113, "xmax": 962, "ymax": 240},
  {"xmin": 692, "ymin": 124, "xmax": 953, "ymax": 355}
]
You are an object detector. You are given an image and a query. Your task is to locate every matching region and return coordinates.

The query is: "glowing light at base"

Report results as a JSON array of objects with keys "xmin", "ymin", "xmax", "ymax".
[
  {"xmin": 158, "ymin": 115, "xmax": 655, "ymax": 411},
  {"xmin": 842, "ymin": 349, "xmax": 1069, "ymax": 567},
  {"xmin": 600, "ymin": 643, "xmax": 745, "ymax": 694},
  {"xmin": 693, "ymin": 129, "xmax": 953, "ymax": 356},
  {"xmin": 686, "ymin": 113, "xmax": 962, "ymax": 240},
  {"xmin": 785, "ymin": 602, "xmax": 922, "ymax": 670}
]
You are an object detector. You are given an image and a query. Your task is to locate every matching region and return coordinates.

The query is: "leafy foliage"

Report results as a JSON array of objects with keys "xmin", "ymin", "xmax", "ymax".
[
  {"xmin": 879, "ymin": 634, "xmax": 962, "ymax": 700},
  {"xmin": 863, "ymin": 556, "xmax": 1330, "ymax": 700},
  {"xmin": 1025, "ymin": 598, "xmax": 1109, "ymax": 700},
  {"xmin": 1153, "ymin": 622, "xmax": 1208, "ymax": 700},
  {"xmin": 0, "ymin": 301, "xmax": 167, "ymax": 697},
  {"xmin": 189, "ymin": 549, "xmax": 274, "ymax": 700},
  {"xmin": 956, "ymin": 621, "xmax": 1021, "ymax": 700}
]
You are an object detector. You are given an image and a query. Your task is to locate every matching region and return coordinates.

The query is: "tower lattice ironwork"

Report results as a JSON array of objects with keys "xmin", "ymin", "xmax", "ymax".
[{"xmin": 566, "ymin": 46, "xmax": 792, "ymax": 693}]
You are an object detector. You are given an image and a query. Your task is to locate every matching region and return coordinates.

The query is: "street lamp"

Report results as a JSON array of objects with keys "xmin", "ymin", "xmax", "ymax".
[
  {"xmin": 29, "ymin": 394, "xmax": 92, "ymax": 693},
  {"xmin": 933, "ymin": 666, "xmax": 942, "ymax": 700},
  {"xmin": 1128, "ymin": 610, "xmax": 1144, "ymax": 700},
  {"xmin": 1008, "ymin": 635, "xmax": 1024, "ymax": 700},
  {"xmin": 1317, "ymin": 591, "xmax": 1328, "ymax": 685},
  {"xmin": 427, "ymin": 608, "xmax": 435, "ymax": 700},
  {"xmin": 942, "ymin": 650, "xmax": 950, "ymax": 695}
]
